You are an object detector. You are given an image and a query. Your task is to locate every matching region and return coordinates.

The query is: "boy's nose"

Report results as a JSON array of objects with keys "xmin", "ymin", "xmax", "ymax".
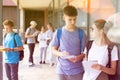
[{"xmin": 71, "ymin": 20, "xmax": 75, "ymax": 24}]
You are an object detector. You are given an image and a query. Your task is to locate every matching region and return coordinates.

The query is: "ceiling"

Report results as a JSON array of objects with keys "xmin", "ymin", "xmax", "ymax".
[
  {"xmin": 11, "ymin": 0, "xmax": 93, "ymax": 10},
  {"xmin": 12, "ymin": 0, "xmax": 67, "ymax": 10}
]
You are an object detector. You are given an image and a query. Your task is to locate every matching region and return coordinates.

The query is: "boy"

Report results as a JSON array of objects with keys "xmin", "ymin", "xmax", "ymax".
[
  {"xmin": 52, "ymin": 5, "xmax": 87, "ymax": 80},
  {"xmin": 3, "ymin": 19, "xmax": 24, "ymax": 80}
]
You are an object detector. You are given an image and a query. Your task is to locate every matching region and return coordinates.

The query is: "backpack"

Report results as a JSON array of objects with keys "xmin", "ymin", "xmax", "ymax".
[
  {"xmin": 4, "ymin": 33, "xmax": 24, "ymax": 61},
  {"xmin": 109, "ymin": 44, "xmax": 120, "ymax": 80},
  {"xmin": 56, "ymin": 28, "xmax": 84, "ymax": 52},
  {"xmin": 87, "ymin": 41, "xmax": 120, "ymax": 80}
]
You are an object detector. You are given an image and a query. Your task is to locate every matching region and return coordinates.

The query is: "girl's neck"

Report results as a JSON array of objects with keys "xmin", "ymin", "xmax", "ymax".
[
  {"xmin": 94, "ymin": 39, "xmax": 106, "ymax": 46},
  {"xmin": 41, "ymin": 31, "xmax": 45, "ymax": 33},
  {"xmin": 94, "ymin": 33, "xmax": 111, "ymax": 46},
  {"xmin": 30, "ymin": 26, "xmax": 35, "ymax": 28}
]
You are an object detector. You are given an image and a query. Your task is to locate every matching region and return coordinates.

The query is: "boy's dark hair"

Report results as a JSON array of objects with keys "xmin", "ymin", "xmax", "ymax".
[
  {"xmin": 63, "ymin": 5, "xmax": 77, "ymax": 16},
  {"xmin": 94, "ymin": 19, "xmax": 106, "ymax": 30}
]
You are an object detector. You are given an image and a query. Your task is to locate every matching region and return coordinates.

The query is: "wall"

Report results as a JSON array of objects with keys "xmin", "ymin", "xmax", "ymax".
[
  {"xmin": 3, "ymin": 6, "xmax": 17, "ymax": 28},
  {"xmin": 25, "ymin": 10, "xmax": 44, "ymax": 31}
]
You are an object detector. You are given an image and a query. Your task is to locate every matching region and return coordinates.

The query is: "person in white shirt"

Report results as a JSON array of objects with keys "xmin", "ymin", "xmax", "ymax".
[
  {"xmin": 37, "ymin": 26, "xmax": 47, "ymax": 64},
  {"xmin": 83, "ymin": 19, "xmax": 118, "ymax": 80},
  {"xmin": 25, "ymin": 20, "xmax": 39, "ymax": 66},
  {"xmin": 46, "ymin": 23, "xmax": 56, "ymax": 66}
]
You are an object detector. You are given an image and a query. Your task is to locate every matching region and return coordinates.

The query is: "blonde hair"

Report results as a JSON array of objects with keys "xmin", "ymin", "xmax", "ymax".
[
  {"xmin": 94, "ymin": 19, "xmax": 106, "ymax": 30},
  {"xmin": 94, "ymin": 19, "xmax": 113, "ymax": 45},
  {"xmin": 3, "ymin": 19, "xmax": 14, "ymax": 27},
  {"xmin": 30, "ymin": 21, "xmax": 37, "ymax": 26}
]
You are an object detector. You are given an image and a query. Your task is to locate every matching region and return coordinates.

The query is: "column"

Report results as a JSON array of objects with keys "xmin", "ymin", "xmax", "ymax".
[
  {"xmin": 0, "ymin": 0, "xmax": 3, "ymax": 79},
  {"xmin": 20, "ymin": 9, "xmax": 25, "ymax": 43}
]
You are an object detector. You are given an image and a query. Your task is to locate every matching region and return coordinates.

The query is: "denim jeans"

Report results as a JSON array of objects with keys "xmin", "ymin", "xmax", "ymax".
[
  {"xmin": 5, "ymin": 63, "xmax": 19, "ymax": 80},
  {"xmin": 28, "ymin": 43, "xmax": 35, "ymax": 63},
  {"xmin": 58, "ymin": 72, "xmax": 83, "ymax": 80}
]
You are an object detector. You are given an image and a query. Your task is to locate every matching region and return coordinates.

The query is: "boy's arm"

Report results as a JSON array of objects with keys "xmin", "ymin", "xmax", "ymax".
[
  {"xmin": 11, "ymin": 46, "xmax": 24, "ymax": 51},
  {"xmin": 52, "ymin": 46, "xmax": 69, "ymax": 57},
  {"xmin": 67, "ymin": 53, "xmax": 85, "ymax": 63},
  {"xmin": 52, "ymin": 46, "xmax": 61, "ymax": 57},
  {"xmin": 75, "ymin": 53, "xmax": 85, "ymax": 61}
]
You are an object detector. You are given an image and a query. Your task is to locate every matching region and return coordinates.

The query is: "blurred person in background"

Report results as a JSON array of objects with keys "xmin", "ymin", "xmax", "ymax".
[
  {"xmin": 46, "ymin": 23, "xmax": 56, "ymax": 66},
  {"xmin": 25, "ymin": 20, "xmax": 39, "ymax": 66},
  {"xmin": 37, "ymin": 26, "xmax": 47, "ymax": 64}
]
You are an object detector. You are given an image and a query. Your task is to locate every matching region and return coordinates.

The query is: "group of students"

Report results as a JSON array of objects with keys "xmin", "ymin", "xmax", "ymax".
[
  {"xmin": 25, "ymin": 21, "xmax": 56, "ymax": 66},
  {"xmin": 2, "ymin": 19, "xmax": 56, "ymax": 80},
  {"xmin": 37, "ymin": 23, "xmax": 55, "ymax": 66},
  {"xmin": 51, "ymin": 5, "xmax": 119, "ymax": 80},
  {"xmin": 1, "ymin": 5, "xmax": 119, "ymax": 80}
]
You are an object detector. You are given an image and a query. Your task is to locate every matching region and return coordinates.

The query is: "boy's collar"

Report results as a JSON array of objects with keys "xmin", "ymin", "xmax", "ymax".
[{"xmin": 64, "ymin": 26, "xmax": 77, "ymax": 31}]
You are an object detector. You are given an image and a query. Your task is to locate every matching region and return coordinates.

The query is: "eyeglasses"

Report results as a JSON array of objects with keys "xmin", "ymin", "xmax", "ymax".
[{"xmin": 90, "ymin": 27, "xmax": 93, "ymax": 31}]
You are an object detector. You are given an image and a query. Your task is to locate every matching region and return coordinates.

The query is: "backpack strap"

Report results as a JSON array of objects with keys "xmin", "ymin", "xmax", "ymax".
[
  {"xmin": 87, "ymin": 40, "xmax": 93, "ymax": 54},
  {"xmin": 13, "ymin": 33, "xmax": 18, "ymax": 47},
  {"xmin": 28, "ymin": 28, "xmax": 31, "ymax": 34},
  {"xmin": 57, "ymin": 28, "xmax": 62, "ymax": 46},
  {"xmin": 78, "ymin": 29, "xmax": 83, "ymax": 52},
  {"xmin": 86, "ymin": 40, "xmax": 93, "ymax": 55},
  {"xmin": 107, "ymin": 45, "xmax": 114, "ymax": 68},
  {"xmin": 107, "ymin": 45, "xmax": 116, "ymax": 80},
  {"xmin": 4, "ymin": 33, "xmax": 7, "ymax": 39},
  {"xmin": 4, "ymin": 33, "xmax": 18, "ymax": 47}
]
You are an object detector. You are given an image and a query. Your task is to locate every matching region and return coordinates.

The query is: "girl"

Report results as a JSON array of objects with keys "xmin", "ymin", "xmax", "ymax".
[
  {"xmin": 37, "ymin": 26, "xmax": 47, "ymax": 64},
  {"xmin": 46, "ymin": 23, "xmax": 56, "ymax": 66},
  {"xmin": 83, "ymin": 19, "xmax": 118, "ymax": 80}
]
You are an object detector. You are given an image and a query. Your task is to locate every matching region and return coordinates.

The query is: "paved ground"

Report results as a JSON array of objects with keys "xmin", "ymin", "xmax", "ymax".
[{"xmin": 3, "ymin": 44, "xmax": 58, "ymax": 80}]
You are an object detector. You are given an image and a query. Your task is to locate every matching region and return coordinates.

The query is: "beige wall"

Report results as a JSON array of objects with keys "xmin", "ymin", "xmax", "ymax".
[
  {"xmin": 25, "ymin": 10, "xmax": 44, "ymax": 31},
  {"xmin": 3, "ymin": 6, "xmax": 17, "ymax": 28}
]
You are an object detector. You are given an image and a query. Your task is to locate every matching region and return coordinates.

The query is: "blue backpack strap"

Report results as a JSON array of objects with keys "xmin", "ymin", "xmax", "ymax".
[
  {"xmin": 4, "ymin": 33, "xmax": 7, "ymax": 39},
  {"xmin": 78, "ymin": 29, "xmax": 83, "ymax": 52},
  {"xmin": 13, "ymin": 33, "xmax": 18, "ymax": 46},
  {"xmin": 57, "ymin": 28, "xmax": 62, "ymax": 46}
]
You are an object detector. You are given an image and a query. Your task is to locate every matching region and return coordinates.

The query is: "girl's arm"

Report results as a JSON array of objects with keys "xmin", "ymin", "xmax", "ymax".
[{"xmin": 92, "ymin": 61, "xmax": 117, "ymax": 75}]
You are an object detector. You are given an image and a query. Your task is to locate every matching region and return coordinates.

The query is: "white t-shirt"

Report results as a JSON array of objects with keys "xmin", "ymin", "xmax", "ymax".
[
  {"xmin": 25, "ymin": 27, "xmax": 37, "ymax": 44},
  {"xmin": 83, "ymin": 41, "xmax": 118, "ymax": 80},
  {"xmin": 46, "ymin": 30, "xmax": 54, "ymax": 40},
  {"xmin": 37, "ymin": 32, "xmax": 47, "ymax": 48}
]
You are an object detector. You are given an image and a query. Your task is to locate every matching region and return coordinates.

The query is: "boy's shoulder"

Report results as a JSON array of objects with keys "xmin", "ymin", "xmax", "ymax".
[{"xmin": 56, "ymin": 27, "xmax": 84, "ymax": 33}]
